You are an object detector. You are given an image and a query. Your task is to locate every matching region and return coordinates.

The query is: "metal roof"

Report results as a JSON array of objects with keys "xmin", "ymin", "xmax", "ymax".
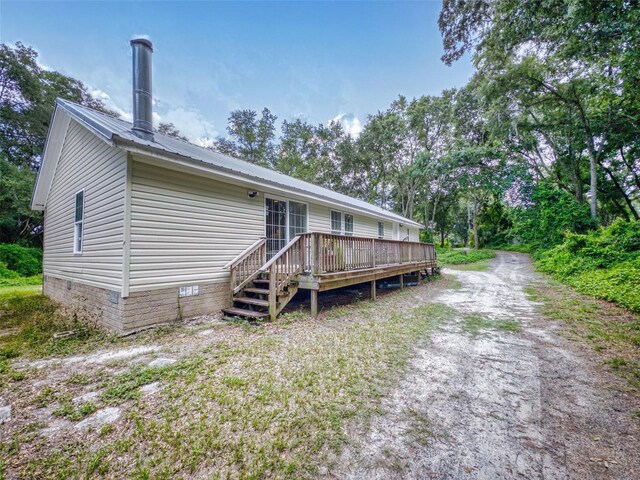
[{"xmin": 54, "ymin": 99, "xmax": 423, "ymax": 228}]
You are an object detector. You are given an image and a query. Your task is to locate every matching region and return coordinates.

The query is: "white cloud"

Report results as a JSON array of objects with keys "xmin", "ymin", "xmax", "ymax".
[
  {"xmin": 330, "ymin": 113, "xmax": 362, "ymax": 137},
  {"xmin": 161, "ymin": 107, "xmax": 219, "ymax": 144},
  {"xmin": 89, "ymin": 88, "xmax": 218, "ymax": 145}
]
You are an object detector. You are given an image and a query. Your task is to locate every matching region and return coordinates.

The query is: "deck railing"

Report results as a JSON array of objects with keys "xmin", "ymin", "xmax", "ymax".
[
  {"xmin": 224, "ymin": 232, "xmax": 437, "ymax": 306},
  {"xmin": 259, "ymin": 235, "xmax": 305, "ymax": 318},
  {"xmin": 299, "ymin": 232, "xmax": 436, "ymax": 275},
  {"xmin": 223, "ymin": 237, "xmax": 267, "ymax": 297}
]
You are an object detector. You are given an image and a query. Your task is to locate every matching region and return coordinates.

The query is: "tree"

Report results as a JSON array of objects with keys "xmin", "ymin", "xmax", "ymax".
[
  {"xmin": 157, "ymin": 122, "xmax": 188, "ymax": 141},
  {"xmin": 0, "ymin": 42, "xmax": 114, "ymax": 245},
  {"xmin": 438, "ymin": 0, "xmax": 640, "ymax": 224},
  {"xmin": 225, "ymin": 108, "xmax": 278, "ymax": 167}
]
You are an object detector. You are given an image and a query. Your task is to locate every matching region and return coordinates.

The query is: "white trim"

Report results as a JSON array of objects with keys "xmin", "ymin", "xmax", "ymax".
[
  {"xmin": 121, "ymin": 156, "xmax": 132, "ymax": 298},
  {"xmin": 73, "ymin": 188, "xmax": 85, "ymax": 254},
  {"xmin": 330, "ymin": 210, "xmax": 343, "ymax": 235},
  {"xmin": 330, "ymin": 210, "xmax": 355, "ymax": 236},
  {"xmin": 31, "ymin": 107, "xmax": 71, "ymax": 210},
  {"xmin": 344, "ymin": 213, "xmax": 354, "ymax": 236},
  {"xmin": 264, "ymin": 195, "xmax": 309, "ymax": 245}
]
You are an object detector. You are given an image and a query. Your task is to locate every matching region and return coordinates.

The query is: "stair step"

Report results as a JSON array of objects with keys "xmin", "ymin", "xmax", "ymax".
[
  {"xmin": 253, "ymin": 279, "xmax": 270, "ymax": 285},
  {"xmin": 243, "ymin": 287, "xmax": 270, "ymax": 295},
  {"xmin": 222, "ymin": 307, "xmax": 269, "ymax": 319},
  {"xmin": 234, "ymin": 297, "xmax": 270, "ymax": 307}
]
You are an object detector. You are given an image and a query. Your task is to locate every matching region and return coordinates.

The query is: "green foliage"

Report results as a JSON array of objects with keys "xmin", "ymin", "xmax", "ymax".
[
  {"xmin": 437, "ymin": 248, "xmax": 496, "ymax": 265},
  {"xmin": 536, "ymin": 219, "xmax": 640, "ymax": 312},
  {"xmin": 0, "ymin": 244, "xmax": 42, "ymax": 276},
  {"xmin": 0, "ymin": 286, "xmax": 115, "ymax": 361},
  {"xmin": 511, "ymin": 183, "xmax": 596, "ymax": 247}
]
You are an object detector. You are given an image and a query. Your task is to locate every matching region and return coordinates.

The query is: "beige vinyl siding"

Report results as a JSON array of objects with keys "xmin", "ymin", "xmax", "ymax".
[
  {"xmin": 129, "ymin": 161, "xmax": 264, "ymax": 291},
  {"xmin": 307, "ymin": 204, "xmax": 388, "ymax": 238},
  {"xmin": 43, "ymin": 120, "xmax": 126, "ymax": 290}
]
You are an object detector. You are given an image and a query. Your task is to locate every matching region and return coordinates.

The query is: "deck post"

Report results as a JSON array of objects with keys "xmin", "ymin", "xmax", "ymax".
[
  {"xmin": 229, "ymin": 267, "xmax": 236, "ymax": 302},
  {"xmin": 399, "ymin": 274, "xmax": 404, "ymax": 290},
  {"xmin": 371, "ymin": 239, "xmax": 376, "ymax": 268},
  {"xmin": 310, "ymin": 289, "xmax": 318, "ymax": 318},
  {"xmin": 268, "ymin": 267, "xmax": 277, "ymax": 321},
  {"xmin": 371, "ymin": 280, "xmax": 376, "ymax": 301}
]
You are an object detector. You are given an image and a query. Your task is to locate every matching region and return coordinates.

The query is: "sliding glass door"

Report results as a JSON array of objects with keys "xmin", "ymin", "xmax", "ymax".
[{"xmin": 265, "ymin": 197, "xmax": 308, "ymax": 259}]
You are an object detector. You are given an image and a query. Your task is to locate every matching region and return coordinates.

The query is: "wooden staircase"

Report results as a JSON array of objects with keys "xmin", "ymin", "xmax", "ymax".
[{"xmin": 222, "ymin": 236, "xmax": 304, "ymax": 321}]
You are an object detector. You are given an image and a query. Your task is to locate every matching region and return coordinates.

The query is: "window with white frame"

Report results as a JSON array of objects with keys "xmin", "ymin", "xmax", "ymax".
[
  {"xmin": 378, "ymin": 221, "xmax": 384, "ymax": 239},
  {"xmin": 330, "ymin": 210, "xmax": 342, "ymax": 235},
  {"xmin": 344, "ymin": 214, "xmax": 354, "ymax": 236},
  {"xmin": 74, "ymin": 190, "xmax": 84, "ymax": 254},
  {"xmin": 289, "ymin": 201, "xmax": 307, "ymax": 239}
]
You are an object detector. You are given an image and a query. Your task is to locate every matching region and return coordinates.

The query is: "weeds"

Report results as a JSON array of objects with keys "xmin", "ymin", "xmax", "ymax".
[
  {"xmin": 527, "ymin": 280, "xmax": 640, "ymax": 391},
  {"xmin": 19, "ymin": 301, "xmax": 454, "ymax": 479},
  {"xmin": 462, "ymin": 314, "xmax": 520, "ymax": 336}
]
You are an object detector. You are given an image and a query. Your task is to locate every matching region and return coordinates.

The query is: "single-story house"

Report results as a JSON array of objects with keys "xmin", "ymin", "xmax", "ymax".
[{"xmin": 31, "ymin": 37, "xmax": 437, "ymax": 334}]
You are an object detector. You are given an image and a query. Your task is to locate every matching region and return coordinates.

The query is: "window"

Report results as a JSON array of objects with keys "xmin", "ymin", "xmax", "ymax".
[
  {"xmin": 378, "ymin": 221, "xmax": 384, "ymax": 239},
  {"xmin": 289, "ymin": 201, "xmax": 307, "ymax": 239},
  {"xmin": 331, "ymin": 211, "xmax": 342, "ymax": 235},
  {"xmin": 265, "ymin": 197, "xmax": 308, "ymax": 259},
  {"xmin": 266, "ymin": 198, "xmax": 287, "ymax": 258},
  {"xmin": 74, "ymin": 190, "xmax": 84, "ymax": 253},
  {"xmin": 344, "ymin": 214, "xmax": 354, "ymax": 236}
]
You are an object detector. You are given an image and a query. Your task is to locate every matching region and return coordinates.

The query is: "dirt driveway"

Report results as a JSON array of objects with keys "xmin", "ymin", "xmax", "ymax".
[{"xmin": 335, "ymin": 252, "xmax": 640, "ymax": 479}]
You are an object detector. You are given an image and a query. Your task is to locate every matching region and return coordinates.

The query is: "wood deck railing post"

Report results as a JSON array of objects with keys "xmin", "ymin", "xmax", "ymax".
[
  {"xmin": 371, "ymin": 239, "xmax": 376, "ymax": 268},
  {"xmin": 268, "ymin": 266, "xmax": 277, "ymax": 321},
  {"xmin": 310, "ymin": 290, "xmax": 318, "ymax": 318}
]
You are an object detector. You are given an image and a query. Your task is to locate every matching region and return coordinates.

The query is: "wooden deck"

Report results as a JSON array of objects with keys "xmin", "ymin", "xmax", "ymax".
[{"xmin": 223, "ymin": 232, "xmax": 438, "ymax": 320}]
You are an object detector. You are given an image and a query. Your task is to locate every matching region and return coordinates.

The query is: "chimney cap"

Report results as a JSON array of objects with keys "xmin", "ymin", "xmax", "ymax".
[{"xmin": 130, "ymin": 35, "xmax": 153, "ymax": 51}]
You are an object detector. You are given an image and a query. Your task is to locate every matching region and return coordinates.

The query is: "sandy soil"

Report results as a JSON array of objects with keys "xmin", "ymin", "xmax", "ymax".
[{"xmin": 334, "ymin": 252, "xmax": 640, "ymax": 479}]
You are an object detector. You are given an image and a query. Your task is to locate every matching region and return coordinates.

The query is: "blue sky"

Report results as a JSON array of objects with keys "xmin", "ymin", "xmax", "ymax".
[{"xmin": 1, "ymin": 1, "xmax": 473, "ymax": 144}]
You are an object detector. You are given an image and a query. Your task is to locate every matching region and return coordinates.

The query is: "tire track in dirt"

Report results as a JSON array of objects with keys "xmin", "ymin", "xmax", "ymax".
[{"xmin": 333, "ymin": 252, "xmax": 639, "ymax": 479}]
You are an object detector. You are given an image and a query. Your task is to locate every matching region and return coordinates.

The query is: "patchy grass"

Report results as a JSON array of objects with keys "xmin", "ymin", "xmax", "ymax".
[
  {"xmin": 0, "ymin": 286, "xmax": 194, "ymax": 388},
  {"xmin": 437, "ymin": 249, "xmax": 496, "ymax": 266},
  {"xmin": 10, "ymin": 299, "xmax": 455, "ymax": 479},
  {"xmin": 0, "ymin": 286, "xmax": 117, "ymax": 365},
  {"xmin": 461, "ymin": 314, "xmax": 520, "ymax": 336},
  {"xmin": 526, "ymin": 279, "xmax": 640, "ymax": 391},
  {"xmin": 448, "ymin": 261, "xmax": 491, "ymax": 272}
]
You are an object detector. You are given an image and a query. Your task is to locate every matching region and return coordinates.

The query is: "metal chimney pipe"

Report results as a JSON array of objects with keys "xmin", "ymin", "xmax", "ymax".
[{"xmin": 130, "ymin": 36, "xmax": 154, "ymax": 140}]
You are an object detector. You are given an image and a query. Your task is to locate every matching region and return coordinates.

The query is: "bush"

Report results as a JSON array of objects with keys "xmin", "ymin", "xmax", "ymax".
[
  {"xmin": 536, "ymin": 219, "xmax": 640, "ymax": 313},
  {"xmin": 0, "ymin": 244, "xmax": 42, "ymax": 276},
  {"xmin": 510, "ymin": 183, "xmax": 596, "ymax": 246},
  {"xmin": 437, "ymin": 249, "xmax": 496, "ymax": 265}
]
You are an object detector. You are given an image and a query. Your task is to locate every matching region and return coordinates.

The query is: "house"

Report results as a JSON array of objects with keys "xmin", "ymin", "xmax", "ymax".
[{"xmin": 31, "ymin": 37, "xmax": 437, "ymax": 334}]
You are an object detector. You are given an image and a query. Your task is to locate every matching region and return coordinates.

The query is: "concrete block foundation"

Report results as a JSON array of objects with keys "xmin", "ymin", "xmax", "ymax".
[{"xmin": 43, "ymin": 275, "xmax": 230, "ymax": 335}]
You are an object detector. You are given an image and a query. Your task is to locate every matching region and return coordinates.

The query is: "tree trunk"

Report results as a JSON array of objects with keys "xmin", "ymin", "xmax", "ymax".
[
  {"xmin": 588, "ymin": 149, "xmax": 597, "ymax": 221},
  {"xmin": 473, "ymin": 195, "xmax": 479, "ymax": 250}
]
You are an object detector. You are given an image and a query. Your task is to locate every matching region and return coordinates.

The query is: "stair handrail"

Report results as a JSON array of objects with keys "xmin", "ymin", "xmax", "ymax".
[
  {"xmin": 225, "ymin": 236, "xmax": 267, "ymax": 298},
  {"xmin": 260, "ymin": 235, "xmax": 305, "ymax": 320},
  {"xmin": 223, "ymin": 236, "xmax": 267, "ymax": 270},
  {"xmin": 258, "ymin": 235, "xmax": 301, "ymax": 273}
]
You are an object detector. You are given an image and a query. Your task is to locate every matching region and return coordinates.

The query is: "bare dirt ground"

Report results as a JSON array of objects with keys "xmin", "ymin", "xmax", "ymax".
[{"xmin": 334, "ymin": 252, "xmax": 640, "ymax": 479}]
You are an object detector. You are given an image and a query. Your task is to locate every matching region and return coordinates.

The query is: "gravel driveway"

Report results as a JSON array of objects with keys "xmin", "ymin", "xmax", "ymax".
[{"xmin": 335, "ymin": 252, "xmax": 640, "ymax": 479}]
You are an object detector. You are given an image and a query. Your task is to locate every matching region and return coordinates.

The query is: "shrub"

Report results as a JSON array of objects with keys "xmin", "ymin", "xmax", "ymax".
[
  {"xmin": 535, "ymin": 219, "xmax": 640, "ymax": 313},
  {"xmin": 0, "ymin": 244, "xmax": 42, "ymax": 276},
  {"xmin": 437, "ymin": 249, "xmax": 496, "ymax": 265}
]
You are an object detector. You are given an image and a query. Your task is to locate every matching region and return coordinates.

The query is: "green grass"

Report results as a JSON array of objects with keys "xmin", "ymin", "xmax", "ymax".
[
  {"xmin": 526, "ymin": 279, "xmax": 640, "ymax": 391},
  {"xmin": 0, "ymin": 286, "xmax": 119, "ymax": 380},
  {"xmin": 437, "ymin": 249, "xmax": 496, "ymax": 266},
  {"xmin": 16, "ymin": 300, "xmax": 456, "ymax": 479},
  {"xmin": 461, "ymin": 314, "xmax": 520, "ymax": 336}
]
